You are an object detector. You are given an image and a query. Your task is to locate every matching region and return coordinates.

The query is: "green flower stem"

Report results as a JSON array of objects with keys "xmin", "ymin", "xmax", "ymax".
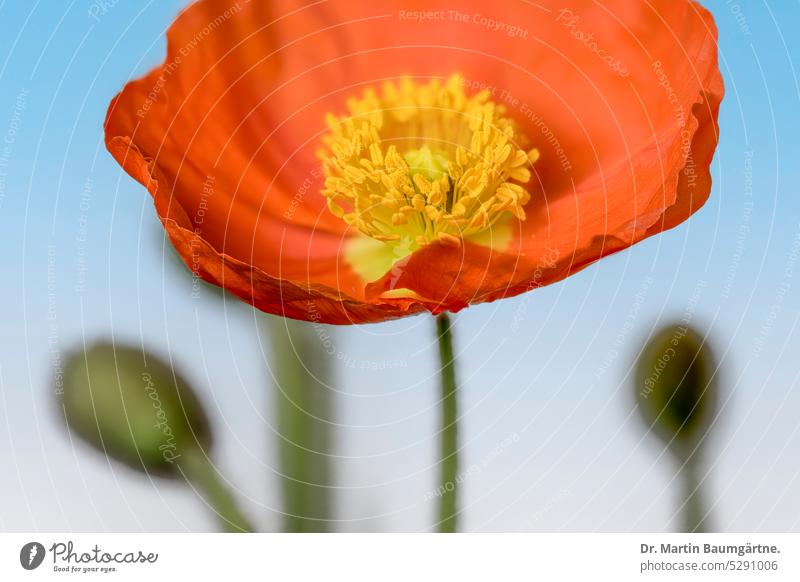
[
  {"xmin": 179, "ymin": 448, "xmax": 253, "ymax": 533},
  {"xmin": 680, "ymin": 456, "xmax": 710, "ymax": 533},
  {"xmin": 436, "ymin": 312, "xmax": 459, "ymax": 533},
  {"xmin": 264, "ymin": 315, "xmax": 332, "ymax": 532}
]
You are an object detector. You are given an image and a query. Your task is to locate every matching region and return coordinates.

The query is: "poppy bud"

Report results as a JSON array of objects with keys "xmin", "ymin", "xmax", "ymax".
[
  {"xmin": 59, "ymin": 342, "xmax": 212, "ymax": 476},
  {"xmin": 634, "ymin": 323, "xmax": 718, "ymax": 457}
]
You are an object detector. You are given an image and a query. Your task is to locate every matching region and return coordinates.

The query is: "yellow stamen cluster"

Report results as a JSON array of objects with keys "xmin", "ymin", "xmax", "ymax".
[{"xmin": 319, "ymin": 75, "xmax": 539, "ymax": 251}]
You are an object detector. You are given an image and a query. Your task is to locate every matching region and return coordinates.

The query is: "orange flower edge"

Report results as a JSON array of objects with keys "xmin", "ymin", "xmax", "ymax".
[{"xmin": 105, "ymin": 0, "xmax": 724, "ymax": 324}]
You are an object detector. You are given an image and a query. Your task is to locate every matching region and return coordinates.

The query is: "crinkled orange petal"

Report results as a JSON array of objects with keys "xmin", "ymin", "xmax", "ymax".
[
  {"xmin": 105, "ymin": 135, "xmax": 422, "ymax": 324},
  {"xmin": 105, "ymin": 0, "xmax": 723, "ymax": 324}
]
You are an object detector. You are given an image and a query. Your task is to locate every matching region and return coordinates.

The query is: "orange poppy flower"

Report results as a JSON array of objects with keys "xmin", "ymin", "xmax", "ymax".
[{"xmin": 105, "ymin": 0, "xmax": 723, "ymax": 324}]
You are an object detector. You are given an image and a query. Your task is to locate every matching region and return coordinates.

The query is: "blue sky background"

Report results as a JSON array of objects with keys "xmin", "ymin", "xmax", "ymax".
[{"xmin": 0, "ymin": 0, "xmax": 799, "ymax": 532}]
